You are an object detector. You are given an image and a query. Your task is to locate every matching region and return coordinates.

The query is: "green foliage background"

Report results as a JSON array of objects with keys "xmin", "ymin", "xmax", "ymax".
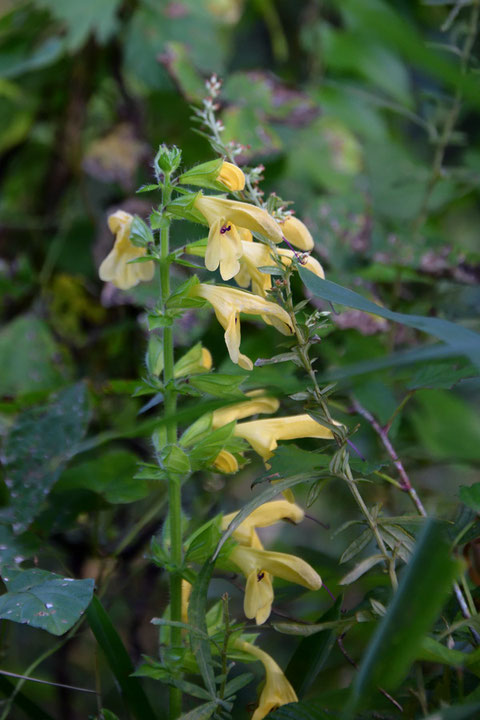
[{"xmin": 1, "ymin": 0, "xmax": 480, "ymax": 718}]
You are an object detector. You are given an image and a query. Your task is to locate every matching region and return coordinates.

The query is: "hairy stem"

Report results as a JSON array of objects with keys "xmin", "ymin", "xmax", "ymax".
[{"xmin": 160, "ymin": 180, "xmax": 182, "ymax": 718}]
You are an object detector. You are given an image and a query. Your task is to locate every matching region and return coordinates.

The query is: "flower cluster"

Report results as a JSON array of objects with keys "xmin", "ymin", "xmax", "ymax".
[{"xmin": 98, "ymin": 155, "xmax": 330, "ymax": 718}]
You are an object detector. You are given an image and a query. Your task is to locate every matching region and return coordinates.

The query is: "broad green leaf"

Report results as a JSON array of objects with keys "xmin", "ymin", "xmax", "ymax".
[
  {"xmin": 347, "ymin": 520, "xmax": 459, "ymax": 713},
  {"xmin": 0, "ymin": 526, "xmax": 39, "ymax": 566},
  {"xmin": 56, "ymin": 451, "xmax": 149, "ymax": 504},
  {"xmin": 2, "ymin": 382, "xmax": 90, "ymax": 533},
  {"xmin": 299, "ymin": 269, "xmax": 480, "ymax": 368},
  {"xmin": 0, "ymin": 315, "xmax": 71, "ymax": 396},
  {"xmin": 410, "ymin": 390, "xmax": 480, "ymax": 463},
  {"xmin": 86, "ymin": 597, "xmax": 157, "ymax": 720},
  {"xmin": 459, "ymin": 484, "xmax": 480, "ymax": 512},
  {"xmin": 406, "ymin": 363, "xmax": 477, "ymax": 390},
  {"xmin": 0, "ymin": 567, "xmax": 94, "ymax": 635},
  {"xmin": 285, "ymin": 597, "xmax": 343, "ymax": 698}
]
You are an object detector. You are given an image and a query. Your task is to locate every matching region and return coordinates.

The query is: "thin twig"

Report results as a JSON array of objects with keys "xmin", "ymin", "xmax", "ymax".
[
  {"xmin": 352, "ymin": 398, "xmax": 427, "ymax": 518},
  {"xmin": 0, "ymin": 670, "xmax": 96, "ymax": 693},
  {"xmin": 353, "ymin": 397, "xmax": 480, "ymax": 645}
]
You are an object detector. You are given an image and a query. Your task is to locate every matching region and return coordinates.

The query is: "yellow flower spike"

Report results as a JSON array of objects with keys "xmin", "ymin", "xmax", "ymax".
[
  {"xmin": 189, "ymin": 284, "xmax": 293, "ymax": 370},
  {"xmin": 194, "ymin": 194, "xmax": 284, "ymax": 280},
  {"xmin": 212, "ymin": 449, "xmax": 239, "ymax": 473},
  {"xmin": 229, "ymin": 544, "xmax": 321, "ymax": 624},
  {"xmin": 212, "ymin": 390, "xmax": 279, "ymax": 429},
  {"xmin": 235, "ymin": 640, "xmax": 298, "ymax": 720},
  {"xmin": 99, "ymin": 211, "xmax": 155, "ymax": 290},
  {"xmin": 234, "ymin": 414, "xmax": 335, "ymax": 462},
  {"xmin": 217, "ymin": 161, "xmax": 245, "ymax": 191},
  {"xmin": 278, "ymin": 215, "xmax": 314, "ymax": 251},
  {"xmin": 235, "ymin": 241, "xmax": 325, "ymax": 297}
]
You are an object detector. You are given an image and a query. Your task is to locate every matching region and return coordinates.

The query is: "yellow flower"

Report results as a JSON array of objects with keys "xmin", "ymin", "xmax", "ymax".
[
  {"xmin": 235, "ymin": 241, "xmax": 325, "ymax": 297},
  {"xmin": 234, "ymin": 414, "xmax": 335, "ymax": 462},
  {"xmin": 278, "ymin": 215, "xmax": 314, "ymax": 251},
  {"xmin": 181, "ymin": 579, "xmax": 192, "ymax": 623},
  {"xmin": 194, "ymin": 195, "xmax": 283, "ymax": 280},
  {"xmin": 189, "ymin": 284, "xmax": 293, "ymax": 370},
  {"xmin": 229, "ymin": 544, "xmax": 321, "ymax": 624},
  {"xmin": 99, "ymin": 211, "xmax": 155, "ymax": 290},
  {"xmin": 212, "ymin": 449, "xmax": 239, "ymax": 473},
  {"xmin": 221, "ymin": 500, "xmax": 304, "ymax": 548},
  {"xmin": 217, "ymin": 161, "xmax": 245, "ymax": 191},
  {"xmin": 212, "ymin": 390, "xmax": 279, "ymax": 429},
  {"xmin": 235, "ymin": 641, "xmax": 298, "ymax": 720}
]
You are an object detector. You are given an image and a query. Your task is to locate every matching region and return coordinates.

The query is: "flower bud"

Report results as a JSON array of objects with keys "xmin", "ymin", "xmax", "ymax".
[
  {"xmin": 154, "ymin": 144, "xmax": 182, "ymax": 175},
  {"xmin": 279, "ymin": 215, "xmax": 314, "ymax": 251}
]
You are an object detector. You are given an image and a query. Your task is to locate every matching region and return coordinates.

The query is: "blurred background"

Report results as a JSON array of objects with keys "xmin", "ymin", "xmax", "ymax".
[{"xmin": 1, "ymin": 0, "xmax": 480, "ymax": 718}]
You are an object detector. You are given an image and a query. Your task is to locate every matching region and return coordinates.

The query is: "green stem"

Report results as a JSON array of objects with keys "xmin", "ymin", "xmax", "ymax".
[{"xmin": 160, "ymin": 180, "xmax": 182, "ymax": 719}]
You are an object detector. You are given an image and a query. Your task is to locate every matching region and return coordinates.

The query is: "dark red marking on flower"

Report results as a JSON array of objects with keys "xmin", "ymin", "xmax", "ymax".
[
  {"xmin": 220, "ymin": 225, "xmax": 231, "ymax": 234},
  {"xmin": 257, "ymin": 571, "xmax": 265, "ymax": 582}
]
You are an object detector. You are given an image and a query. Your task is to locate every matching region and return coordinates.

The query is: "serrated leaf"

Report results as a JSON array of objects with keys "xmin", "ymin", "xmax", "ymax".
[
  {"xmin": 2, "ymin": 382, "xmax": 90, "ymax": 533},
  {"xmin": 189, "ymin": 374, "xmax": 247, "ymax": 398},
  {"xmin": 0, "ymin": 567, "xmax": 94, "ymax": 635},
  {"xmin": 130, "ymin": 215, "xmax": 154, "ymax": 246}
]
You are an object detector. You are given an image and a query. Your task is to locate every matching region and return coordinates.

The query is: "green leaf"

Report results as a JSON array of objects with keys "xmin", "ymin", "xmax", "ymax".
[
  {"xmin": 423, "ymin": 704, "xmax": 480, "ymax": 720},
  {"xmin": 0, "ymin": 567, "xmax": 94, "ymax": 635},
  {"xmin": 56, "ymin": 451, "xmax": 149, "ymax": 504},
  {"xmin": 36, "ymin": 0, "xmax": 120, "ymax": 51},
  {"xmin": 162, "ymin": 445, "xmax": 191, "ymax": 476},
  {"xmin": 188, "ymin": 374, "xmax": 247, "ymax": 398},
  {"xmin": 0, "ymin": 526, "xmax": 39, "ymax": 566},
  {"xmin": 339, "ymin": 554, "xmax": 385, "ymax": 585},
  {"xmin": 130, "ymin": 215, "xmax": 154, "ymax": 247},
  {"xmin": 347, "ymin": 519, "xmax": 459, "ymax": 713},
  {"xmin": 285, "ymin": 597, "xmax": 343, "ymax": 698},
  {"xmin": 188, "ymin": 560, "xmax": 216, "ymax": 699},
  {"xmin": 86, "ymin": 596, "xmax": 157, "ymax": 720},
  {"xmin": 406, "ymin": 363, "xmax": 477, "ymax": 390},
  {"xmin": 459, "ymin": 484, "xmax": 480, "ymax": 512},
  {"xmin": 178, "ymin": 701, "xmax": 217, "ymax": 720},
  {"xmin": 0, "ymin": 314, "xmax": 71, "ymax": 396},
  {"xmin": 299, "ymin": 268, "xmax": 480, "ymax": 368},
  {"xmin": 2, "ymin": 382, "xmax": 90, "ymax": 533}
]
